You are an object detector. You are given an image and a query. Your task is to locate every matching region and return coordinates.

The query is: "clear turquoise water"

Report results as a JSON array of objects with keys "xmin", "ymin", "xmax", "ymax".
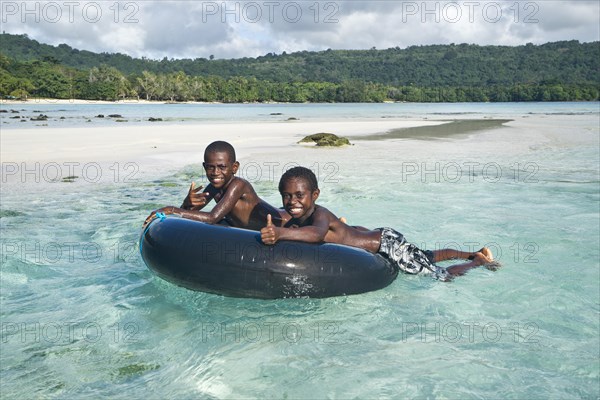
[{"xmin": 1, "ymin": 102, "xmax": 599, "ymax": 398}]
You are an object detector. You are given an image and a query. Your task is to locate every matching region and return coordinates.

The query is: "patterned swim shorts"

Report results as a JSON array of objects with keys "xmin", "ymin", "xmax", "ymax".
[{"xmin": 377, "ymin": 227, "xmax": 451, "ymax": 281}]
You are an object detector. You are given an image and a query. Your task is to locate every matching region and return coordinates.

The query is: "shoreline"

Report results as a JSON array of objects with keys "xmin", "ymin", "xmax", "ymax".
[
  {"xmin": 0, "ymin": 119, "xmax": 449, "ymax": 165},
  {"xmin": 1, "ymin": 98, "xmax": 402, "ymax": 106},
  {"xmin": 3, "ymin": 98, "xmax": 599, "ymax": 106},
  {"xmin": 1, "ymin": 98, "xmax": 227, "ymax": 106},
  {"xmin": 0, "ymin": 97, "xmax": 598, "ymax": 106}
]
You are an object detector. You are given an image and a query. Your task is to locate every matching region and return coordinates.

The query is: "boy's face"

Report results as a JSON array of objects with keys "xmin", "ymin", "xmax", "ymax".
[
  {"xmin": 280, "ymin": 177, "xmax": 319, "ymax": 220},
  {"xmin": 203, "ymin": 151, "xmax": 239, "ymax": 189}
]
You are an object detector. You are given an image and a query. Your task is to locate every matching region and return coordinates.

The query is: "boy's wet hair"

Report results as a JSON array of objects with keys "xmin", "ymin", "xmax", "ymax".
[
  {"xmin": 205, "ymin": 141, "xmax": 236, "ymax": 162},
  {"xmin": 279, "ymin": 166, "xmax": 319, "ymax": 193}
]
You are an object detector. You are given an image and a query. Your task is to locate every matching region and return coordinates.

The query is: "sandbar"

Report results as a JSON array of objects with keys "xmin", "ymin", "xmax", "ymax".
[
  {"xmin": 350, "ymin": 119, "xmax": 513, "ymax": 140},
  {"xmin": 0, "ymin": 119, "xmax": 447, "ymax": 165}
]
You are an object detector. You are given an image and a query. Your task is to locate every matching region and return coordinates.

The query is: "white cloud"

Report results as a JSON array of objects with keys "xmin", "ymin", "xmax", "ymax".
[
  {"xmin": 99, "ymin": 25, "xmax": 147, "ymax": 56},
  {"xmin": 1, "ymin": 0, "xmax": 598, "ymax": 59}
]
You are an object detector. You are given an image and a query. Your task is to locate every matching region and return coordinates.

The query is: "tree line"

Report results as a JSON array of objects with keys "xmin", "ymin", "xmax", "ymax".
[
  {"xmin": 1, "ymin": 56, "xmax": 597, "ymax": 103},
  {"xmin": 1, "ymin": 33, "xmax": 598, "ymax": 103}
]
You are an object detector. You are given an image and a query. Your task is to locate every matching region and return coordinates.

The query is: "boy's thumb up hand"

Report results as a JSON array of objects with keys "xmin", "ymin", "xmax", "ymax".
[{"xmin": 261, "ymin": 214, "xmax": 278, "ymax": 245}]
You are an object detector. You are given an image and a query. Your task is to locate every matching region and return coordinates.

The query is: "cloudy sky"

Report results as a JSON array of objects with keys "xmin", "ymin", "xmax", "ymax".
[{"xmin": 1, "ymin": 1, "xmax": 598, "ymax": 59}]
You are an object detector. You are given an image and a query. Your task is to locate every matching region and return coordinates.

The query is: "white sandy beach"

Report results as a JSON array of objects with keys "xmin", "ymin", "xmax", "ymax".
[
  {"xmin": 3, "ymin": 101, "xmax": 595, "ymax": 191},
  {"xmin": 3, "ymin": 112, "xmax": 586, "ymax": 190},
  {"xmin": 0, "ymin": 119, "xmax": 446, "ymax": 165}
]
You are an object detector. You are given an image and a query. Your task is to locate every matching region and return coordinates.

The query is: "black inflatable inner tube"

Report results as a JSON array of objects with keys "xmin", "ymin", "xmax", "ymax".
[{"xmin": 140, "ymin": 216, "xmax": 399, "ymax": 299}]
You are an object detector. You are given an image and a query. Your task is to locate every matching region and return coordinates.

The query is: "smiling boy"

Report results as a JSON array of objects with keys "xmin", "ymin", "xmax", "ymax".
[
  {"xmin": 145, "ymin": 141, "xmax": 288, "ymax": 230},
  {"xmin": 260, "ymin": 166, "xmax": 496, "ymax": 280}
]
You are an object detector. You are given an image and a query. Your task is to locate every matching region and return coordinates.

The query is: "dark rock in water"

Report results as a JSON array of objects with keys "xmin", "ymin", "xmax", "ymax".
[
  {"xmin": 60, "ymin": 116, "xmax": 65, "ymax": 119},
  {"xmin": 96, "ymin": 114, "xmax": 105, "ymax": 118},
  {"xmin": 287, "ymin": 117, "xmax": 299, "ymax": 121},
  {"xmin": 61, "ymin": 175, "xmax": 78, "ymax": 183},
  {"xmin": 148, "ymin": 117, "xmax": 163, "ymax": 122},
  {"xmin": 270, "ymin": 112, "xmax": 283, "ymax": 115},
  {"xmin": 108, "ymin": 114, "xmax": 123, "ymax": 118},
  {"xmin": 115, "ymin": 119, "xmax": 128, "ymax": 122},
  {"xmin": 30, "ymin": 114, "xmax": 48, "ymax": 121},
  {"xmin": 298, "ymin": 133, "xmax": 351, "ymax": 147},
  {"xmin": 11, "ymin": 110, "xmax": 19, "ymax": 113},
  {"xmin": 0, "ymin": 109, "xmax": 7, "ymax": 113},
  {"xmin": 10, "ymin": 116, "xmax": 20, "ymax": 119}
]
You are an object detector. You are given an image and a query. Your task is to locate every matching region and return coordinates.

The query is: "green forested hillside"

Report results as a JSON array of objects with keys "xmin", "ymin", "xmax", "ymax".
[{"xmin": 1, "ymin": 33, "xmax": 598, "ymax": 102}]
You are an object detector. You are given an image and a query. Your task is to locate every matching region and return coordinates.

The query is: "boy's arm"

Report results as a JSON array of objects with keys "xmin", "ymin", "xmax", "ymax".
[
  {"xmin": 146, "ymin": 180, "xmax": 245, "ymax": 225},
  {"xmin": 179, "ymin": 179, "xmax": 246, "ymax": 223},
  {"xmin": 261, "ymin": 210, "xmax": 330, "ymax": 245}
]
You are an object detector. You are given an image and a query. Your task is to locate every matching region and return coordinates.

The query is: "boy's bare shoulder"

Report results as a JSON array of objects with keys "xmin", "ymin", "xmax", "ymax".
[
  {"xmin": 221, "ymin": 176, "xmax": 252, "ymax": 193},
  {"xmin": 225, "ymin": 177, "xmax": 260, "ymax": 201},
  {"xmin": 230, "ymin": 176, "xmax": 254, "ymax": 189},
  {"xmin": 314, "ymin": 205, "xmax": 338, "ymax": 220}
]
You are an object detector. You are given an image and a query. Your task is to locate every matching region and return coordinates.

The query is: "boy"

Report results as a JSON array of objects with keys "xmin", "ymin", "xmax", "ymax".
[
  {"xmin": 260, "ymin": 166, "xmax": 496, "ymax": 280},
  {"xmin": 144, "ymin": 141, "xmax": 288, "ymax": 230}
]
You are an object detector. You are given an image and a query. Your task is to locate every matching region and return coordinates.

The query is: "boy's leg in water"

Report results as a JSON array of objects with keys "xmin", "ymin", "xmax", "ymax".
[{"xmin": 434, "ymin": 248, "xmax": 500, "ymax": 277}]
